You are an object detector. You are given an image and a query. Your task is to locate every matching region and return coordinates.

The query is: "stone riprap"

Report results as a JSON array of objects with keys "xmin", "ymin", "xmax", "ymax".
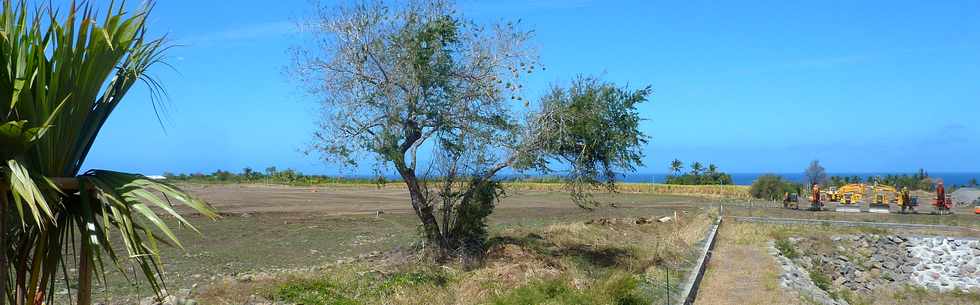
[
  {"xmin": 771, "ymin": 234, "xmax": 979, "ymax": 305},
  {"xmin": 770, "ymin": 240, "xmax": 848, "ymax": 305},
  {"xmin": 906, "ymin": 236, "xmax": 980, "ymax": 291}
]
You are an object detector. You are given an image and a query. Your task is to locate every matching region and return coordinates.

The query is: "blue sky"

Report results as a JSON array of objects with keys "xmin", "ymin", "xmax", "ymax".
[{"xmin": 79, "ymin": 0, "xmax": 980, "ymax": 176}]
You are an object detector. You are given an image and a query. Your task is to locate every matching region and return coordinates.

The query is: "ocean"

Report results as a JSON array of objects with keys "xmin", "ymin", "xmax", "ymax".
[{"xmin": 620, "ymin": 172, "xmax": 980, "ymax": 186}]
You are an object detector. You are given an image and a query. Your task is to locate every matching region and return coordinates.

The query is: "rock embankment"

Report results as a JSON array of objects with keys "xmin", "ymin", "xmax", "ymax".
[
  {"xmin": 770, "ymin": 240, "xmax": 848, "ymax": 305},
  {"xmin": 772, "ymin": 234, "xmax": 979, "ymax": 305},
  {"xmin": 907, "ymin": 236, "xmax": 980, "ymax": 291}
]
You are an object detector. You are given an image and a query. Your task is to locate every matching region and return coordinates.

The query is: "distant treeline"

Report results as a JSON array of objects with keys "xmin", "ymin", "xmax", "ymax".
[
  {"xmin": 163, "ymin": 167, "xmax": 389, "ymax": 185},
  {"xmin": 663, "ymin": 159, "xmax": 733, "ymax": 185},
  {"xmin": 163, "ymin": 169, "xmax": 623, "ymax": 186},
  {"xmin": 825, "ymin": 169, "xmax": 978, "ymax": 190}
]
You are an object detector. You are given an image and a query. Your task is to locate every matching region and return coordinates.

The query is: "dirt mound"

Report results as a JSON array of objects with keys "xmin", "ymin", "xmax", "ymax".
[{"xmin": 951, "ymin": 188, "xmax": 980, "ymax": 206}]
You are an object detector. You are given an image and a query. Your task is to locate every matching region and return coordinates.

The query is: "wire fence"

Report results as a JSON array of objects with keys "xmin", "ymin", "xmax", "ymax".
[
  {"xmin": 719, "ymin": 199, "xmax": 786, "ymax": 209},
  {"xmin": 643, "ymin": 216, "xmax": 722, "ymax": 305}
]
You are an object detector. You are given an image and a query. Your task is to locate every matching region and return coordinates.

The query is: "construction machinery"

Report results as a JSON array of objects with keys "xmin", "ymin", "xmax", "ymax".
[
  {"xmin": 824, "ymin": 186, "xmax": 840, "ymax": 202},
  {"xmin": 933, "ymin": 181, "xmax": 953, "ymax": 215},
  {"xmin": 897, "ymin": 187, "xmax": 918, "ymax": 214},
  {"xmin": 836, "ymin": 183, "xmax": 865, "ymax": 212},
  {"xmin": 869, "ymin": 184, "xmax": 897, "ymax": 213},
  {"xmin": 783, "ymin": 192, "xmax": 800, "ymax": 209},
  {"xmin": 809, "ymin": 184, "xmax": 825, "ymax": 211}
]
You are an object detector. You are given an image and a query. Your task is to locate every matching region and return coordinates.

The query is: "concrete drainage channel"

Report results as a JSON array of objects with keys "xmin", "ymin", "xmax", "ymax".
[{"xmin": 675, "ymin": 216, "xmax": 722, "ymax": 305}]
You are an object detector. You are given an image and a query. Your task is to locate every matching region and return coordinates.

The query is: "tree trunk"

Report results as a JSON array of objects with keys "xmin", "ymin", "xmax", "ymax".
[
  {"xmin": 14, "ymin": 238, "xmax": 27, "ymax": 305},
  {"xmin": 397, "ymin": 168, "xmax": 446, "ymax": 255},
  {"xmin": 76, "ymin": 238, "xmax": 92, "ymax": 305},
  {"xmin": 0, "ymin": 185, "xmax": 8, "ymax": 305}
]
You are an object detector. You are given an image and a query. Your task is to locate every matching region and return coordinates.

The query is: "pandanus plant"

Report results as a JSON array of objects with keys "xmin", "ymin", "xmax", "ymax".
[{"xmin": 0, "ymin": 1, "xmax": 217, "ymax": 304}]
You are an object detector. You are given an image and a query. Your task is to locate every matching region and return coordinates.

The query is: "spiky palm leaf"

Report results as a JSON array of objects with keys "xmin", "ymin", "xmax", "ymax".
[{"xmin": 0, "ymin": 1, "xmax": 217, "ymax": 304}]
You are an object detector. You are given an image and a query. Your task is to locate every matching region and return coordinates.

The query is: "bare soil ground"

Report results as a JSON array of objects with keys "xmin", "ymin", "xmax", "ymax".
[
  {"xmin": 85, "ymin": 183, "xmax": 979, "ymax": 304},
  {"xmin": 92, "ymin": 184, "xmax": 710, "ymax": 303},
  {"xmin": 178, "ymin": 183, "xmax": 704, "ymax": 215}
]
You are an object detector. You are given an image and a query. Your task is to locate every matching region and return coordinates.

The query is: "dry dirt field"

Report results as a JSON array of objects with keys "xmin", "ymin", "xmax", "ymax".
[
  {"xmin": 93, "ymin": 184, "xmax": 714, "ymax": 303},
  {"xmin": 86, "ymin": 183, "xmax": 979, "ymax": 304},
  {"xmin": 178, "ymin": 183, "xmax": 706, "ymax": 215}
]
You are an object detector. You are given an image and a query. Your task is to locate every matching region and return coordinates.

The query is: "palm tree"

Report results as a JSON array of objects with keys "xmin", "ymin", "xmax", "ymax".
[
  {"xmin": 691, "ymin": 161, "xmax": 704, "ymax": 176},
  {"xmin": 1, "ymin": 2, "xmax": 217, "ymax": 304},
  {"xmin": 707, "ymin": 164, "xmax": 718, "ymax": 174},
  {"xmin": 669, "ymin": 159, "xmax": 684, "ymax": 176}
]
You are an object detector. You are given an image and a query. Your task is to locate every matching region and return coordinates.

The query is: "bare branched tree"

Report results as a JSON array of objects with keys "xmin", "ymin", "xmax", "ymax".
[
  {"xmin": 805, "ymin": 160, "xmax": 828, "ymax": 186},
  {"xmin": 292, "ymin": 0, "xmax": 649, "ymax": 258}
]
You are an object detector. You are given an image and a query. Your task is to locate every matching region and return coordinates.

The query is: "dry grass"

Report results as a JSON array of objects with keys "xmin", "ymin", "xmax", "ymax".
[
  {"xmin": 194, "ymin": 210, "xmax": 717, "ymax": 305},
  {"xmin": 696, "ymin": 222, "xmax": 800, "ymax": 305}
]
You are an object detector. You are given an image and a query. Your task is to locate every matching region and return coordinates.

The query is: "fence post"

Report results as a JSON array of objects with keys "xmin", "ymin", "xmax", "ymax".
[{"xmin": 666, "ymin": 266, "xmax": 670, "ymax": 305}]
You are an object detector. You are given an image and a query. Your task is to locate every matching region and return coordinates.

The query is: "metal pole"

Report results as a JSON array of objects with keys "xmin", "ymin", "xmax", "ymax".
[{"xmin": 664, "ymin": 266, "xmax": 670, "ymax": 305}]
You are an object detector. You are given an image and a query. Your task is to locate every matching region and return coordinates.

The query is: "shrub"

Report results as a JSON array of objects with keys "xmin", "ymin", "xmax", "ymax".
[
  {"xmin": 749, "ymin": 174, "xmax": 796, "ymax": 200},
  {"xmin": 809, "ymin": 268, "xmax": 832, "ymax": 293},
  {"xmin": 774, "ymin": 238, "xmax": 799, "ymax": 259},
  {"xmin": 273, "ymin": 279, "xmax": 357, "ymax": 305},
  {"xmin": 489, "ymin": 274, "xmax": 652, "ymax": 305},
  {"xmin": 490, "ymin": 279, "xmax": 591, "ymax": 305}
]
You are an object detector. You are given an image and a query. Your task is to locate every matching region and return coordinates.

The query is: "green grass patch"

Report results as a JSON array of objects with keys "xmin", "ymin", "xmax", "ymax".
[
  {"xmin": 808, "ymin": 268, "xmax": 832, "ymax": 293},
  {"xmin": 774, "ymin": 238, "xmax": 799, "ymax": 259},
  {"xmin": 268, "ymin": 269, "xmax": 451, "ymax": 305},
  {"xmin": 273, "ymin": 279, "xmax": 359, "ymax": 305},
  {"xmin": 489, "ymin": 273, "xmax": 652, "ymax": 305}
]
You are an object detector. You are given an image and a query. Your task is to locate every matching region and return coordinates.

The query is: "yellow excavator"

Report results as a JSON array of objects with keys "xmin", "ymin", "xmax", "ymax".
[
  {"xmin": 837, "ymin": 184, "xmax": 866, "ymax": 205},
  {"xmin": 824, "ymin": 187, "xmax": 839, "ymax": 202},
  {"xmin": 870, "ymin": 184, "xmax": 897, "ymax": 213}
]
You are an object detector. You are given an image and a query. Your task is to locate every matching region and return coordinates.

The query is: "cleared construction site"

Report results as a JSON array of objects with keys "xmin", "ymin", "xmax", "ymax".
[{"xmin": 695, "ymin": 182, "xmax": 980, "ymax": 305}]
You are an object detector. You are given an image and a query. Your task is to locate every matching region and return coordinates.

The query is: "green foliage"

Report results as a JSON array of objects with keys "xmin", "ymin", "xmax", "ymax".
[
  {"xmin": 690, "ymin": 162, "xmax": 703, "ymax": 176},
  {"xmin": 273, "ymin": 280, "xmax": 359, "ymax": 305},
  {"xmin": 808, "ymin": 267, "xmax": 832, "ymax": 293},
  {"xmin": 665, "ymin": 172, "xmax": 733, "ymax": 185},
  {"xmin": 827, "ymin": 170, "xmax": 933, "ymax": 190},
  {"xmin": 665, "ymin": 160, "xmax": 732, "ymax": 185},
  {"xmin": 166, "ymin": 169, "xmax": 387, "ymax": 185},
  {"xmin": 774, "ymin": 238, "xmax": 799, "ymax": 259},
  {"xmin": 271, "ymin": 269, "xmax": 450, "ymax": 305},
  {"xmin": 535, "ymin": 76, "xmax": 650, "ymax": 207},
  {"xmin": 669, "ymin": 159, "xmax": 683, "ymax": 175},
  {"xmin": 489, "ymin": 275, "xmax": 652, "ymax": 305},
  {"xmin": 0, "ymin": 1, "xmax": 217, "ymax": 303},
  {"xmin": 749, "ymin": 174, "xmax": 798, "ymax": 200},
  {"xmin": 297, "ymin": 0, "xmax": 649, "ymax": 258},
  {"xmin": 447, "ymin": 179, "xmax": 504, "ymax": 256}
]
